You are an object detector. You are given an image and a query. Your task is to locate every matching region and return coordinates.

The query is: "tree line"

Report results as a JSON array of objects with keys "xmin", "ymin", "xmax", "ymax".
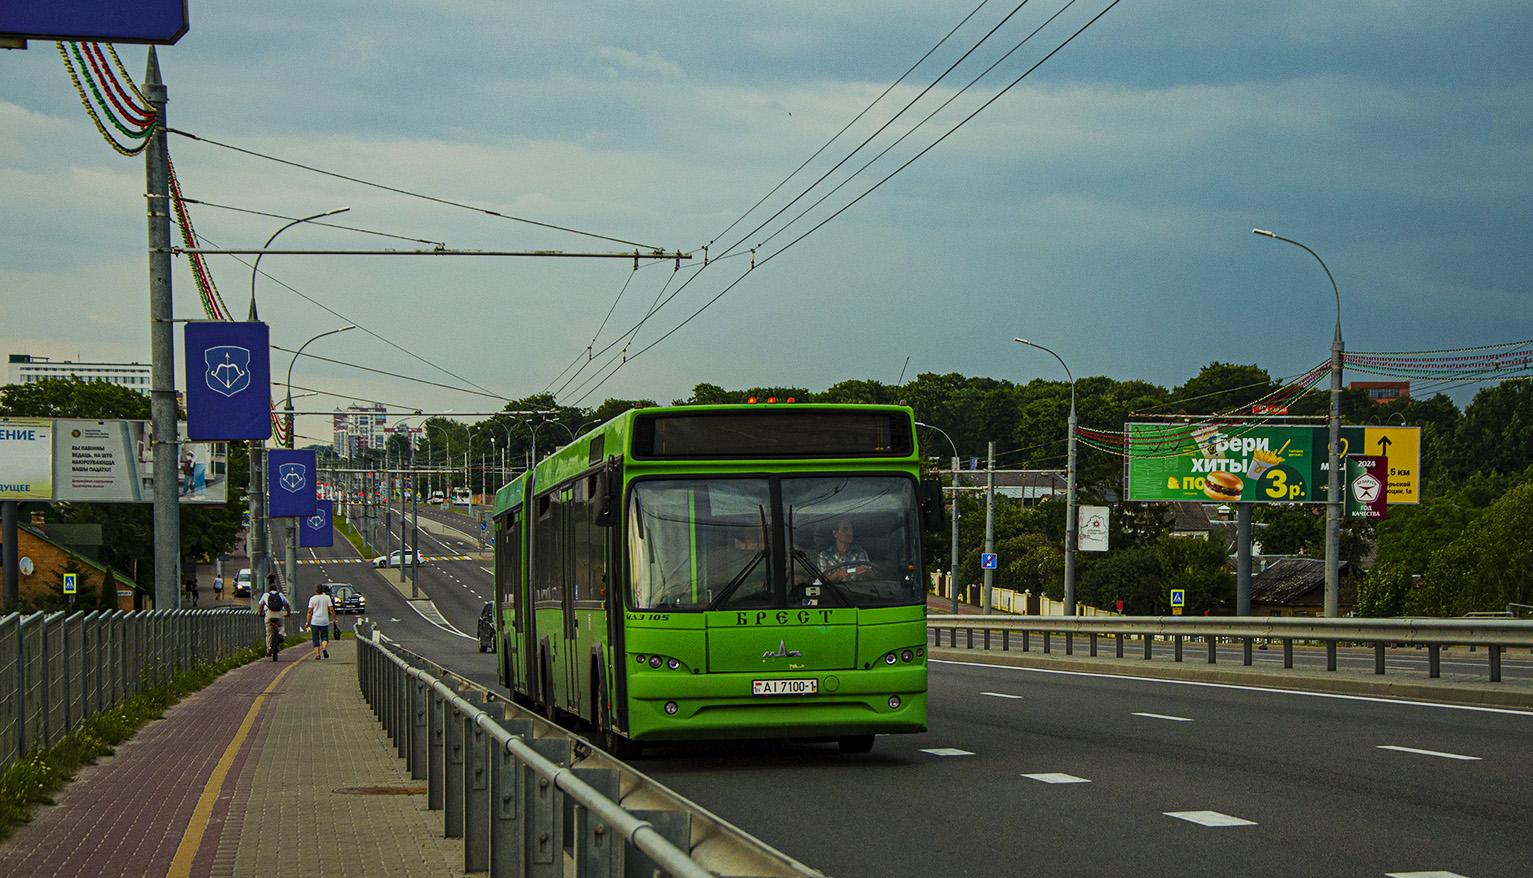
[{"xmin": 9, "ymin": 364, "xmax": 1531, "ymax": 616}]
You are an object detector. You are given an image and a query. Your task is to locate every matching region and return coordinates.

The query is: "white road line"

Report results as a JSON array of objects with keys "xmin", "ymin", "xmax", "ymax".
[
  {"xmin": 1134, "ymin": 712, "xmax": 1193, "ymax": 722},
  {"xmin": 1023, "ymin": 772, "xmax": 1089, "ymax": 784},
  {"xmin": 981, "ymin": 692, "xmax": 1023, "ymax": 699},
  {"xmin": 920, "ymin": 748, "xmax": 974, "ymax": 757},
  {"xmin": 931, "ymin": 659, "xmax": 1533, "ymax": 717},
  {"xmin": 401, "ymin": 600, "xmax": 475, "ymax": 641},
  {"xmin": 1165, "ymin": 810, "xmax": 1256, "ymax": 827},
  {"xmin": 1386, "ymin": 871, "xmax": 1470, "ymax": 877},
  {"xmin": 1377, "ymin": 745, "xmax": 1480, "ymax": 761}
]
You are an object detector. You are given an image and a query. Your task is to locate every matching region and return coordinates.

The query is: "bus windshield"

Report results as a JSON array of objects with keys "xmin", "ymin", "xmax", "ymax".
[{"xmin": 626, "ymin": 475, "xmax": 923, "ymax": 611}]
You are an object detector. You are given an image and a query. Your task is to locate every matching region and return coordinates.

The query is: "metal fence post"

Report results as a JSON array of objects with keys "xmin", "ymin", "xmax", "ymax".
[
  {"xmin": 465, "ymin": 702, "xmax": 504, "ymax": 873},
  {"xmin": 489, "ymin": 719, "xmax": 534, "ymax": 878},
  {"xmin": 445, "ymin": 698, "xmax": 468, "ymax": 838},
  {"xmin": 525, "ymin": 737, "xmax": 571, "ymax": 878},
  {"xmin": 412, "ymin": 676, "xmax": 430, "ymax": 779},
  {"xmin": 428, "ymin": 686, "xmax": 445, "ymax": 807},
  {"xmin": 572, "ymin": 765, "xmax": 622, "ymax": 878}
]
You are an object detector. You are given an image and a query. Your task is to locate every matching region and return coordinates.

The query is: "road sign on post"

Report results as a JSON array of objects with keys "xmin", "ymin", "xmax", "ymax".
[
  {"xmin": 980, "ymin": 553, "xmax": 997, "ymax": 570},
  {"xmin": 63, "ymin": 573, "xmax": 77, "ymax": 594},
  {"xmin": 1170, "ymin": 588, "xmax": 1185, "ymax": 616}
]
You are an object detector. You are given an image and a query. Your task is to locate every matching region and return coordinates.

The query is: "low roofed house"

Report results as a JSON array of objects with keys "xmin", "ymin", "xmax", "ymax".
[
  {"xmin": 0, "ymin": 515, "xmax": 147, "ymax": 611},
  {"xmin": 1249, "ymin": 557, "xmax": 1354, "ymax": 617}
]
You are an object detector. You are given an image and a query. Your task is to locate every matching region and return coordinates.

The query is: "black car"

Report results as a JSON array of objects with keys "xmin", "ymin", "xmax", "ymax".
[
  {"xmin": 330, "ymin": 583, "xmax": 365, "ymax": 614},
  {"xmin": 477, "ymin": 602, "xmax": 496, "ymax": 653}
]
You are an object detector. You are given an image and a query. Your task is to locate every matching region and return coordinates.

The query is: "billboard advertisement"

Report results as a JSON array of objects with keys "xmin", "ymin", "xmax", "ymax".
[
  {"xmin": 0, "ymin": 418, "xmax": 53, "ymax": 501},
  {"xmin": 185, "ymin": 321, "xmax": 272, "ymax": 441},
  {"xmin": 52, "ymin": 420, "xmax": 228, "ymax": 504},
  {"xmin": 299, "ymin": 499, "xmax": 334, "ymax": 547},
  {"xmin": 1125, "ymin": 423, "xmax": 1420, "ymax": 505},
  {"xmin": 267, "ymin": 449, "xmax": 317, "ymax": 517}
]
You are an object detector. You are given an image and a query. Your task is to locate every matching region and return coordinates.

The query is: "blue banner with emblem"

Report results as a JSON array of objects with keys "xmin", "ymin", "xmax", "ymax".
[
  {"xmin": 184, "ymin": 321, "xmax": 271, "ymax": 441},
  {"xmin": 299, "ymin": 498, "xmax": 334, "ymax": 547},
  {"xmin": 267, "ymin": 448, "xmax": 317, "ymax": 517}
]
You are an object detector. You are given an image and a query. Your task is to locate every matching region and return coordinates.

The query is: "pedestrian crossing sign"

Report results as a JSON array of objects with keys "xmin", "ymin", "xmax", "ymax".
[
  {"xmin": 1170, "ymin": 588, "xmax": 1184, "ymax": 607},
  {"xmin": 63, "ymin": 573, "xmax": 77, "ymax": 594}
]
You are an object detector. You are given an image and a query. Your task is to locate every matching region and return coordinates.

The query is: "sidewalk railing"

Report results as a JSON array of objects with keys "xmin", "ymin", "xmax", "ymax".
[
  {"xmin": 356, "ymin": 628, "xmax": 721, "ymax": 878},
  {"xmin": 0, "ymin": 608, "xmax": 264, "ymax": 772},
  {"xmin": 927, "ymin": 615, "xmax": 1533, "ymax": 682},
  {"xmin": 358, "ymin": 625, "xmax": 835, "ymax": 878}
]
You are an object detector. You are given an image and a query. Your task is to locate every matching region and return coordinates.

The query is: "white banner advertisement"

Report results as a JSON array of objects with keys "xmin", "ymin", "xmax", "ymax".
[
  {"xmin": 1, "ymin": 418, "xmax": 54, "ymax": 501},
  {"xmin": 1078, "ymin": 505, "xmax": 1110, "ymax": 552},
  {"xmin": 50, "ymin": 419, "xmax": 228, "ymax": 504}
]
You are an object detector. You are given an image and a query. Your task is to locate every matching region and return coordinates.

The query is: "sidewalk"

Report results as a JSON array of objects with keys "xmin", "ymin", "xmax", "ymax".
[{"xmin": 0, "ymin": 639, "xmax": 464, "ymax": 878}]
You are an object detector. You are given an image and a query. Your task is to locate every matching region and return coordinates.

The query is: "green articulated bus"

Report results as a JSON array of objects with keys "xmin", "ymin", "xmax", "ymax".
[{"xmin": 490, "ymin": 403, "xmax": 946, "ymax": 756}]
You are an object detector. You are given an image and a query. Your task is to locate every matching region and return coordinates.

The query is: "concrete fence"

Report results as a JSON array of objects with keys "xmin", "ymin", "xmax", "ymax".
[{"xmin": 0, "ymin": 608, "xmax": 265, "ymax": 771}]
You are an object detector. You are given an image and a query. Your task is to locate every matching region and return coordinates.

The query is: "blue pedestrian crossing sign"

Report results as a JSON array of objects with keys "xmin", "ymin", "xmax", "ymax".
[
  {"xmin": 1170, "ymin": 588, "xmax": 1185, "ymax": 607},
  {"xmin": 63, "ymin": 573, "xmax": 77, "ymax": 594},
  {"xmin": 980, "ymin": 553, "xmax": 998, "ymax": 570}
]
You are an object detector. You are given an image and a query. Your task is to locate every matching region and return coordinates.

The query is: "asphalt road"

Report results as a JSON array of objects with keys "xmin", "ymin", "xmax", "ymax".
[{"xmin": 275, "ymin": 520, "xmax": 1533, "ymax": 878}]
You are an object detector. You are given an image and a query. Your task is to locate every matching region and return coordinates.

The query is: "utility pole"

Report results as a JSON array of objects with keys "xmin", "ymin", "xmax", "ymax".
[
  {"xmin": 144, "ymin": 48, "xmax": 180, "ymax": 609},
  {"xmin": 949, "ymin": 455, "xmax": 960, "ymax": 616},
  {"xmin": 983, "ymin": 442, "xmax": 995, "ymax": 615}
]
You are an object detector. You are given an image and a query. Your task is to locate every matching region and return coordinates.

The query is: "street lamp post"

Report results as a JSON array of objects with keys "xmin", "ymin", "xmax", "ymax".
[
  {"xmin": 1254, "ymin": 228, "xmax": 1343, "ymax": 618},
  {"xmin": 284, "ymin": 325, "xmax": 354, "ymax": 608},
  {"xmin": 917, "ymin": 423, "xmax": 962, "ymax": 616},
  {"xmin": 246, "ymin": 207, "xmax": 349, "ymax": 599},
  {"xmin": 1015, "ymin": 338, "xmax": 1078, "ymax": 616}
]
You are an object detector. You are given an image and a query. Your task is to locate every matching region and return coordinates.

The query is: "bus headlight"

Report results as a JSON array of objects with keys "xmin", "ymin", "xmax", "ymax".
[
  {"xmin": 888, "ymin": 695, "xmax": 901, "ymax": 710},
  {"xmin": 664, "ymin": 701, "xmax": 679, "ymax": 715},
  {"xmin": 884, "ymin": 652, "xmax": 898, "ymax": 665}
]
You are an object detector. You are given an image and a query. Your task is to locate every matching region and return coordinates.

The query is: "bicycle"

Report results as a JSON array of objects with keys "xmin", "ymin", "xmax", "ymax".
[{"xmin": 268, "ymin": 617, "xmax": 283, "ymax": 661}]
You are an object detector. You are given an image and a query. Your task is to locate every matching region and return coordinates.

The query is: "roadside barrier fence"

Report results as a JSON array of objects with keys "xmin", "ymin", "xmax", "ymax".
[
  {"xmin": 0, "ymin": 607, "xmax": 264, "ymax": 771},
  {"xmin": 927, "ymin": 615, "xmax": 1533, "ymax": 682}
]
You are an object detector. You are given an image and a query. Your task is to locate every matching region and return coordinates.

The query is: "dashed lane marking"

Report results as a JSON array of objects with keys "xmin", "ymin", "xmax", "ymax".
[
  {"xmin": 1165, "ymin": 810, "xmax": 1256, "ymax": 827},
  {"xmin": 1377, "ymin": 745, "xmax": 1480, "ymax": 761},
  {"xmin": 981, "ymin": 692, "xmax": 1023, "ymax": 699},
  {"xmin": 1134, "ymin": 712, "xmax": 1193, "ymax": 722},
  {"xmin": 1386, "ymin": 872, "xmax": 1470, "ymax": 877},
  {"xmin": 1023, "ymin": 773, "xmax": 1089, "ymax": 784},
  {"xmin": 920, "ymin": 748, "xmax": 974, "ymax": 757}
]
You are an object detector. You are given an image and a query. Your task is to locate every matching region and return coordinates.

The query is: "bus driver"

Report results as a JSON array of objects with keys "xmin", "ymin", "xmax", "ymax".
[{"xmin": 818, "ymin": 519, "xmax": 871, "ymax": 582}]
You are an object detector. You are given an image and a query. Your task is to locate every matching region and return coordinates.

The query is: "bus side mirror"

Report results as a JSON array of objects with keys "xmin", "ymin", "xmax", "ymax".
[
  {"xmin": 919, "ymin": 477, "xmax": 945, "ymax": 531},
  {"xmin": 593, "ymin": 462, "xmax": 619, "ymax": 527}
]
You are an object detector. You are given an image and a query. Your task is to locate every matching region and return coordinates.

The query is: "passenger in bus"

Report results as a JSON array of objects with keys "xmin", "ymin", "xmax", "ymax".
[{"xmin": 817, "ymin": 519, "xmax": 871, "ymax": 581}]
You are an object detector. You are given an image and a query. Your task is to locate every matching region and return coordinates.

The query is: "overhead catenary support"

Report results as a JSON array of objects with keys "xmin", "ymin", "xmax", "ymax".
[{"xmin": 144, "ymin": 48, "xmax": 180, "ymax": 609}]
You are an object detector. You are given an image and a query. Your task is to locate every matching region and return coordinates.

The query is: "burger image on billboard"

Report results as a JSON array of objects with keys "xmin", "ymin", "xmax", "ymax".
[{"xmin": 1203, "ymin": 470, "xmax": 1244, "ymax": 501}]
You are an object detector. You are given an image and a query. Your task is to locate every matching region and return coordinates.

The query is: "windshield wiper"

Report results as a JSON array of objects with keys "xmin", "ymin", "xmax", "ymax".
[
  {"xmin": 791, "ymin": 549, "xmax": 852, "ymax": 607},
  {"xmin": 704, "ymin": 550, "xmax": 766, "ymax": 610}
]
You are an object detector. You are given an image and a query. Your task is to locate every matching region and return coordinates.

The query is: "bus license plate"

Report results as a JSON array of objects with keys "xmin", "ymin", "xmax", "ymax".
[{"xmin": 752, "ymin": 679, "xmax": 817, "ymax": 696}]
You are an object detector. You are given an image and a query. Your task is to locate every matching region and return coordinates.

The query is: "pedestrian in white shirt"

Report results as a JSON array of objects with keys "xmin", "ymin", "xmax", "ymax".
[{"xmin": 306, "ymin": 584, "xmax": 337, "ymax": 659}]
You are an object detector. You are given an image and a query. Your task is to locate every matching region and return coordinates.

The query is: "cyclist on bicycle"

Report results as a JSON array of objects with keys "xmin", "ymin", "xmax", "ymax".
[{"xmin": 257, "ymin": 575, "xmax": 291, "ymax": 660}]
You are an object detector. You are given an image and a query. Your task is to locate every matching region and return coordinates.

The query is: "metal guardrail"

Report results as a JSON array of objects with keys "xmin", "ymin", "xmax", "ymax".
[
  {"xmin": 0, "ymin": 608, "xmax": 264, "ymax": 771},
  {"xmin": 927, "ymin": 615, "xmax": 1533, "ymax": 682},
  {"xmin": 355, "ymin": 623, "xmax": 827, "ymax": 878}
]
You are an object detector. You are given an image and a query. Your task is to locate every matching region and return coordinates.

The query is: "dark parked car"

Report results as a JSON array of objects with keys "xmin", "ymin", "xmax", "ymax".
[
  {"xmin": 477, "ymin": 602, "xmax": 496, "ymax": 653},
  {"xmin": 330, "ymin": 583, "xmax": 365, "ymax": 614}
]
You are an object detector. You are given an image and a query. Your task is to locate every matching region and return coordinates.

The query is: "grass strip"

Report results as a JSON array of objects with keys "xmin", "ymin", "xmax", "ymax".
[{"xmin": 0, "ymin": 632, "xmax": 304, "ymax": 842}]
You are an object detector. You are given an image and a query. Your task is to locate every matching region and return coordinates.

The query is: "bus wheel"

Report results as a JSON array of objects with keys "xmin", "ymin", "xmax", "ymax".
[
  {"xmin": 837, "ymin": 735, "xmax": 875, "ymax": 754},
  {"xmin": 603, "ymin": 729, "xmax": 644, "ymax": 761}
]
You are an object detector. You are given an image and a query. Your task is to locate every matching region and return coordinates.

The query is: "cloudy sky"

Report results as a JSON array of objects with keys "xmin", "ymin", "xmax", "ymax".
[{"xmin": 3, "ymin": 1, "xmax": 1530, "ymax": 443}]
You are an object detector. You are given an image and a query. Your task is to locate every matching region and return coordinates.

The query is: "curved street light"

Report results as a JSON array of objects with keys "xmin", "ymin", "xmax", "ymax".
[
  {"xmin": 248, "ymin": 207, "xmax": 350, "ymax": 320},
  {"xmin": 916, "ymin": 422, "xmax": 962, "ymax": 616},
  {"xmin": 1254, "ymin": 228, "xmax": 1343, "ymax": 618},
  {"xmin": 244, "ymin": 206, "xmax": 349, "ymax": 597},
  {"xmin": 280, "ymin": 324, "xmax": 354, "ymax": 607},
  {"xmin": 1015, "ymin": 338, "xmax": 1078, "ymax": 616}
]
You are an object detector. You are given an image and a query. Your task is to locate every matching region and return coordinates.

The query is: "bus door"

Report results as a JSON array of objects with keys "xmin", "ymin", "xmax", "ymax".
[
  {"xmin": 559, "ymin": 483, "xmax": 579, "ymax": 714},
  {"xmin": 493, "ymin": 506, "xmax": 525, "ymax": 695}
]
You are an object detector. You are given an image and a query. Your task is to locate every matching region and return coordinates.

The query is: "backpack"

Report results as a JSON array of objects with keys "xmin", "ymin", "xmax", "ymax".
[{"xmin": 266, "ymin": 591, "xmax": 285, "ymax": 612}]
